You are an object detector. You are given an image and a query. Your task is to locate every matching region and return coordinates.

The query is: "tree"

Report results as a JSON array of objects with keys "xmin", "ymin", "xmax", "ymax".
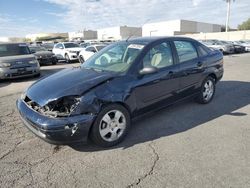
[{"xmin": 238, "ymin": 18, "xmax": 250, "ymax": 30}]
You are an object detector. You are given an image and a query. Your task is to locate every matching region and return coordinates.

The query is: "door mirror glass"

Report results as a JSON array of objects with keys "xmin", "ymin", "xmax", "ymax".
[{"xmin": 139, "ymin": 66, "xmax": 158, "ymax": 75}]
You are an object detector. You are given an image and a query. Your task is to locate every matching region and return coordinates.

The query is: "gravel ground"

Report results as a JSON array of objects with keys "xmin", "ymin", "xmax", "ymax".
[{"xmin": 0, "ymin": 55, "xmax": 250, "ymax": 188}]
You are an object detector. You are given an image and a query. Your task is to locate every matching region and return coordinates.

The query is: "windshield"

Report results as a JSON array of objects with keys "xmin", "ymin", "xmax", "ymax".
[
  {"xmin": 81, "ymin": 42, "xmax": 145, "ymax": 73},
  {"xmin": 29, "ymin": 46, "xmax": 47, "ymax": 52},
  {"xmin": 0, "ymin": 44, "xmax": 30, "ymax": 57},
  {"xmin": 64, "ymin": 43, "xmax": 80, "ymax": 48}
]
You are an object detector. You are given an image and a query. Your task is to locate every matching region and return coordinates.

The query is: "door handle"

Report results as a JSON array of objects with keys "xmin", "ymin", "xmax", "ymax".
[{"xmin": 162, "ymin": 71, "xmax": 175, "ymax": 79}]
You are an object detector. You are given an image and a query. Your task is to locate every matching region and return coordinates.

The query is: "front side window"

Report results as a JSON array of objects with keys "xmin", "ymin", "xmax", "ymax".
[
  {"xmin": 174, "ymin": 41, "xmax": 198, "ymax": 63},
  {"xmin": 143, "ymin": 42, "xmax": 173, "ymax": 69},
  {"xmin": 82, "ymin": 42, "xmax": 145, "ymax": 73}
]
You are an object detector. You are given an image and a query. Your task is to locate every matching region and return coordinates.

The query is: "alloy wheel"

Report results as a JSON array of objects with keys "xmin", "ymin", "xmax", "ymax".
[{"xmin": 99, "ymin": 110, "xmax": 126, "ymax": 142}]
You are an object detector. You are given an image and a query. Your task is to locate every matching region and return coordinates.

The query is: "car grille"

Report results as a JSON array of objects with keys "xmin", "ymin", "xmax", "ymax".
[{"xmin": 12, "ymin": 71, "xmax": 33, "ymax": 77}]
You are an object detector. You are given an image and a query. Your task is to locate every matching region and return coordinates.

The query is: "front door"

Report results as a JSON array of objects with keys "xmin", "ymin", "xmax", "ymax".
[{"xmin": 134, "ymin": 41, "xmax": 180, "ymax": 111}]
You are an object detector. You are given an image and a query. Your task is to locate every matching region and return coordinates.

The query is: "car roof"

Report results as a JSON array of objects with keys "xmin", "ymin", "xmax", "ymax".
[{"xmin": 124, "ymin": 36, "xmax": 198, "ymax": 44}]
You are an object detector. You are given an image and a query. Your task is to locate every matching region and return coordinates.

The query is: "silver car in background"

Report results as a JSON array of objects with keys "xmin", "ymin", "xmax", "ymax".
[
  {"xmin": 0, "ymin": 43, "xmax": 40, "ymax": 79},
  {"xmin": 200, "ymin": 39, "xmax": 234, "ymax": 54}
]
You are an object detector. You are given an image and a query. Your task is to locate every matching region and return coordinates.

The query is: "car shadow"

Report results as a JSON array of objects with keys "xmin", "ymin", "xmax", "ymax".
[{"xmin": 70, "ymin": 80, "xmax": 250, "ymax": 152}]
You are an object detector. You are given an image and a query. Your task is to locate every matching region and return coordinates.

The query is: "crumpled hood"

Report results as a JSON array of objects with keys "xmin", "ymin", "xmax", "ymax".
[{"xmin": 26, "ymin": 67, "xmax": 113, "ymax": 106}]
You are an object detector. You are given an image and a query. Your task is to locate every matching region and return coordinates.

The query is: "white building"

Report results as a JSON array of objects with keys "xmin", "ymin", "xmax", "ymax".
[
  {"xmin": 97, "ymin": 26, "xmax": 142, "ymax": 40},
  {"xmin": 68, "ymin": 30, "xmax": 97, "ymax": 41},
  {"xmin": 25, "ymin": 33, "xmax": 68, "ymax": 42},
  {"xmin": 0, "ymin": 37, "xmax": 9, "ymax": 42},
  {"xmin": 142, "ymin": 19, "xmax": 222, "ymax": 36}
]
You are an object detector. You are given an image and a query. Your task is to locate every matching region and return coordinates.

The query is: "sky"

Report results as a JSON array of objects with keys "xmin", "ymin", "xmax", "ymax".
[{"xmin": 0, "ymin": 0, "xmax": 249, "ymax": 37}]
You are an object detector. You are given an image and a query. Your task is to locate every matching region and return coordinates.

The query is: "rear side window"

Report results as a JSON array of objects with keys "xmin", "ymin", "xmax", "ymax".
[
  {"xmin": 174, "ymin": 41, "xmax": 198, "ymax": 63},
  {"xmin": 197, "ymin": 45, "xmax": 209, "ymax": 56}
]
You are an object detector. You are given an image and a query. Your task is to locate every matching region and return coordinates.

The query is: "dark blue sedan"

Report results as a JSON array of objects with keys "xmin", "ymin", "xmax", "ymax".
[{"xmin": 17, "ymin": 37, "xmax": 223, "ymax": 147}]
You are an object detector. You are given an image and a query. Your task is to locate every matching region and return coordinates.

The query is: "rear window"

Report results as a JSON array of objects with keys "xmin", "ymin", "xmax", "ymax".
[{"xmin": 0, "ymin": 44, "xmax": 30, "ymax": 57}]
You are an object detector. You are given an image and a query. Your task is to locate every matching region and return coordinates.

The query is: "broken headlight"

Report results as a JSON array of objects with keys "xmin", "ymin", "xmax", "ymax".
[{"xmin": 40, "ymin": 96, "xmax": 81, "ymax": 118}]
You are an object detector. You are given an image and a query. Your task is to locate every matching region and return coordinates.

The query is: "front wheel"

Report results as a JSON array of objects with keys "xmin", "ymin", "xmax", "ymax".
[
  {"xmin": 65, "ymin": 54, "xmax": 71, "ymax": 63},
  {"xmin": 90, "ymin": 104, "xmax": 130, "ymax": 147},
  {"xmin": 196, "ymin": 76, "xmax": 216, "ymax": 104},
  {"xmin": 79, "ymin": 55, "xmax": 85, "ymax": 64}
]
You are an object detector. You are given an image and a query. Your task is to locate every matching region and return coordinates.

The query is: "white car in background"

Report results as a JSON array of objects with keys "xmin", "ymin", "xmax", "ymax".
[
  {"xmin": 78, "ymin": 44, "xmax": 107, "ymax": 63},
  {"xmin": 52, "ymin": 42, "xmax": 84, "ymax": 63}
]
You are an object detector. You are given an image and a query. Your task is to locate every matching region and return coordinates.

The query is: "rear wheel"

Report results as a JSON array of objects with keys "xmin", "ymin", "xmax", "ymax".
[
  {"xmin": 196, "ymin": 76, "xmax": 215, "ymax": 104},
  {"xmin": 90, "ymin": 104, "xmax": 130, "ymax": 147}
]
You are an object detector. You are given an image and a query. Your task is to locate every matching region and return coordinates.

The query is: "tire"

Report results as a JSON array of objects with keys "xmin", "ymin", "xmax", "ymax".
[
  {"xmin": 65, "ymin": 54, "xmax": 70, "ymax": 63},
  {"xmin": 52, "ymin": 60, "xmax": 57, "ymax": 65},
  {"xmin": 90, "ymin": 104, "xmax": 131, "ymax": 147},
  {"xmin": 196, "ymin": 76, "xmax": 216, "ymax": 104},
  {"xmin": 33, "ymin": 73, "xmax": 41, "ymax": 78},
  {"xmin": 79, "ymin": 55, "xmax": 85, "ymax": 64}
]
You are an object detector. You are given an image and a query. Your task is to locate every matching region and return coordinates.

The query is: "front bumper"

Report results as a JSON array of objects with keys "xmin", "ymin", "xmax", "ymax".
[
  {"xmin": 68, "ymin": 52, "xmax": 80, "ymax": 60},
  {"xmin": 0, "ymin": 66, "xmax": 40, "ymax": 79},
  {"xmin": 37, "ymin": 56, "xmax": 57, "ymax": 65},
  {"xmin": 16, "ymin": 99, "xmax": 95, "ymax": 144}
]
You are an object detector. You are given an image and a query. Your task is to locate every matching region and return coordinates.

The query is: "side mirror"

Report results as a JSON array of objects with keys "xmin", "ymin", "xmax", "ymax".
[
  {"xmin": 59, "ymin": 46, "xmax": 63, "ymax": 49},
  {"xmin": 139, "ymin": 66, "xmax": 158, "ymax": 75},
  {"xmin": 30, "ymin": 50, "xmax": 36, "ymax": 53},
  {"xmin": 91, "ymin": 50, "xmax": 96, "ymax": 53}
]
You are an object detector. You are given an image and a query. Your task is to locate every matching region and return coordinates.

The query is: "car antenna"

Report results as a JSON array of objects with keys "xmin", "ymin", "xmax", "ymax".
[{"xmin": 126, "ymin": 34, "xmax": 133, "ymax": 42}]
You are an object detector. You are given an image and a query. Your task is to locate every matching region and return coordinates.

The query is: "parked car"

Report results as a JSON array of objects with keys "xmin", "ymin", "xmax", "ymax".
[
  {"xmin": 29, "ymin": 46, "xmax": 57, "ymax": 65},
  {"xmin": 79, "ymin": 41, "xmax": 103, "ymax": 48},
  {"xmin": 41, "ymin": 43, "xmax": 55, "ymax": 51},
  {"xmin": 0, "ymin": 43, "xmax": 40, "ymax": 79},
  {"xmin": 52, "ymin": 42, "xmax": 84, "ymax": 63},
  {"xmin": 78, "ymin": 44, "xmax": 107, "ymax": 63},
  {"xmin": 237, "ymin": 41, "xmax": 250, "ymax": 52},
  {"xmin": 221, "ymin": 41, "xmax": 245, "ymax": 53},
  {"xmin": 200, "ymin": 39, "xmax": 234, "ymax": 54},
  {"xmin": 17, "ymin": 37, "xmax": 223, "ymax": 147}
]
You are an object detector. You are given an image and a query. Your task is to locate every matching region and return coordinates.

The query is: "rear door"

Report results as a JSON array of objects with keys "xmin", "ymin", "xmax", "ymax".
[{"xmin": 173, "ymin": 40, "xmax": 204, "ymax": 96}]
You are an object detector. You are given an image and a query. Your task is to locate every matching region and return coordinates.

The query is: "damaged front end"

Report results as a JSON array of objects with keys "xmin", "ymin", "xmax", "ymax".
[
  {"xmin": 17, "ymin": 94, "xmax": 97, "ymax": 144},
  {"xmin": 24, "ymin": 95, "xmax": 81, "ymax": 118}
]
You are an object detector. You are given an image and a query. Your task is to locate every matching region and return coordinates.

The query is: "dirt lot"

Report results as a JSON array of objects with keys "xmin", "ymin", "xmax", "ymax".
[{"xmin": 0, "ymin": 55, "xmax": 250, "ymax": 188}]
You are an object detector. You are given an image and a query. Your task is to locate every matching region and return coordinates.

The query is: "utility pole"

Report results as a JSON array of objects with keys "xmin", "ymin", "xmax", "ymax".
[
  {"xmin": 225, "ymin": 0, "xmax": 235, "ymax": 32},
  {"xmin": 225, "ymin": 0, "xmax": 231, "ymax": 32}
]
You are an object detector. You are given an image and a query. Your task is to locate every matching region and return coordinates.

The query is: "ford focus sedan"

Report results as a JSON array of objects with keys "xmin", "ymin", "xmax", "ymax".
[{"xmin": 17, "ymin": 37, "xmax": 223, "ymax": 147}]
